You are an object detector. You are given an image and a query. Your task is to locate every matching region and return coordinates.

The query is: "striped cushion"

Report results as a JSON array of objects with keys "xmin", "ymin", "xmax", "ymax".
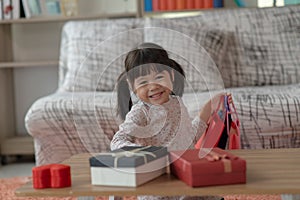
[
  {"xmin": 59, "ymin": 18, "xmax": 144, "ymax": 92},
  {"xmin": 145, "ymin": 17, "xmax": 229, "ymax": 92},
  {"xmin": 220, "ymin": 8, "xmax": 300, "ymax": 88}
]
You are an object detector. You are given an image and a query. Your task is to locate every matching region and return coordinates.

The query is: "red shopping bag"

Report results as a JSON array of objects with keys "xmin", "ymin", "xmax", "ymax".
[
  {"xmin": 227, "ymin": 99, "xmax": 240, "ymax": 149},
  {"xmin": 195, "ymin": 95, "xmax": 240, "ymax": 150}
]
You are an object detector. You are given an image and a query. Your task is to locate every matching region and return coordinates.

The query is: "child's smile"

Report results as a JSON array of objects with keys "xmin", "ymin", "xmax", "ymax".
[
  {"xmin": 133, "ymin": 70, "xmax": 174, "ymax": 105},
  {"xmin": 149, "ymin": 91, "xmax": 164, "ymax": 99},
  {"xmin": 148, "ymin": 89, "xmax": 167, "ymax": 103}
]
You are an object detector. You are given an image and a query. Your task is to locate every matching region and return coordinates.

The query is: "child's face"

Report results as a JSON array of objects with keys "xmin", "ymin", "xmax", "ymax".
[{"xmin": 133, "ymin": 70, "xmax": 174, "ymax": 105}]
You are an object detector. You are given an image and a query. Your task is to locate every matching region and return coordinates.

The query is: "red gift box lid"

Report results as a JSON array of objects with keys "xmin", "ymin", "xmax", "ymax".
[
  {"xmin": 50, "ymin": 164, "xmax": 71, "ymax": 176},
  {"xmin": 50, "ymin": 164, "xmax": 71, "ymax": 188},
  {"xmin": 169, "ymin": 148, "xmax": 246, "ymax": 175},
  {"xmin": 32, "ymin": 165, "xmax": 51, "ymax": 177},
  {"xmin": 32, "ymin": 165, "xmax": 52, "ymax": 189}
]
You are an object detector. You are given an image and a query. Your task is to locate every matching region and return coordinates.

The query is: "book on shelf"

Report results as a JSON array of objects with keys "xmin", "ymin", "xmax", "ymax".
[
  {"xmin": 203, "ymin": 0, "xmax": 213, "ymax": 8},
  {"xmin": 1, "ymin": 0, "xmax": 21, "ymax": 20},
  {"xmin": 213, "ymin": 0, "xmax": 223, "ymax": 8},
  {"xmin": 42, "ymin": 0, "xmax": 62, "ymax": 16},
  {"xmin": 22, "ymin": 0, "xmax": 64, "ymax": 18},
  {"xmin": 0, "ymin": 0, "xmax": 2, "ymax": 19},
  {"xmin": 144, "ymin": 0, "xmax": 153, "ymax": 11},
  {"xmin": 176, "ymin": 0, "xmax": 185, "ymax": 10},
  {"xmin": 22, "ymin": 0, "xmax": 41, "ymax": 18},
  {"xmin": 152, "ymin": 0, "xmax": 159, "ymax": 11},
  {"xmin": 186, "ymin": 0, "xmax": 195, "ymax": 9},
  {"xmin": 284, "ymin": 0, "xmax": 300, "ymax": 5},
  {"xmin": 60, "ymin": 0, "xmax": 78, "ymax": 17},
  {"xmin": 159, "ymin": 0, "xmax": 167, "ymax": 10},
  {"xmin": 167, "ymin": 0, "xmax": 176, "ymax": 10},
  {"xmin": 234, "ymin": 0, "xmax": 246, "ymax": 7},
  {"xmin": 194, "ymin": 0, "xmax": 203, "ymax": 8}
]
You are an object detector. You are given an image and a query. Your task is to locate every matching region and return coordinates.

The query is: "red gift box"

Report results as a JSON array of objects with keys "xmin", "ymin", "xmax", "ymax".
[
  {"xmin": 32, "ymin": 164, "xmax": 71, "ymax": 189},
  {"xmin": 50, "ymin": 164, "xmax": 71, "ymax": 188},
  {"xmin": 32, "ymin": 165, "xmax": 51, "ymax": 189},
  {"xmin": 169, "ymin": 148, "xmax": 246, "ymax": 187}
]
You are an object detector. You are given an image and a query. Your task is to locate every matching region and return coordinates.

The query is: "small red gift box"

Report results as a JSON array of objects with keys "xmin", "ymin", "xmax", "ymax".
[
  {"xmin": 50, "ymin": 164, "xmax": 71, "ymax": 188},
  {"xmin": 32, "ymin": 164, "xmax": 71, "ymax": 189},
  {"xmin": 32, "ymin": 165, "xmax": 51, "ymax": 189},
  {"xmin": 169, "ymin": 148, "xmax": 246, "ymax": 187}
]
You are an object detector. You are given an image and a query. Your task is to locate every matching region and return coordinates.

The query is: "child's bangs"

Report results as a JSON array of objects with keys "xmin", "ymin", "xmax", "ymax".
[{"xmin": 127, "ymin": 63, "xmax": 171, "ymax": 81}]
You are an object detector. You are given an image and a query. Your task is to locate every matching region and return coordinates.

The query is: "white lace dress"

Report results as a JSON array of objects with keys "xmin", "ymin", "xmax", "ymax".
[
  {"xmin": 111, "ymin": 96, "xmax": 223, "ymax": 200},
  {"xmin": 111, "ymin": 96, "xmax": 206, "ymax": 151}
]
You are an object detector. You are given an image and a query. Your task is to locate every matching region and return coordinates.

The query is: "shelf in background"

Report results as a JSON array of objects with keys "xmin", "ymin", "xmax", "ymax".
[
  {"xmin": 0, "ymin": 12, "xmax": 137, "ymax": 24},
  {"xmin": 0, "ymin": 135, "xmax": 34, "ymax": 155},
  {"xmin": 0, "ymin": 61, "xmax": 59, "ymax": 68}
]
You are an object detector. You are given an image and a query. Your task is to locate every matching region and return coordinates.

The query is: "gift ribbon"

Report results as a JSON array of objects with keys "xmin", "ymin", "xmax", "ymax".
[
  {"xmin": 100, "ymin": 146, "xmax": 157, "ymax": 167},
  {"xmin": 201, "ymin": 149, "xmax": 232, "ymax": 173}
]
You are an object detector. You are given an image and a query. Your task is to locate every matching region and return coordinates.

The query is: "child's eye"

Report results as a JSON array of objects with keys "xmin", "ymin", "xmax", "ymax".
[
  {"xmin": 155, "ymin": 75, "xmax": 164, "ymax": 80},
  {"xmin": 138, "ymin": 81, "xmax": 148, "ymax": 85}
]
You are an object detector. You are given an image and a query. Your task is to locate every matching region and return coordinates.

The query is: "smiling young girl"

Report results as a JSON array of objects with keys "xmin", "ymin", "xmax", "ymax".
[
  {"xmin": 111, "ymin": 42, "xmax": 228, "ymax": 200},
  {"xmin": 111, "ymin": 42, "xmax": 230, "ymax": 151}
]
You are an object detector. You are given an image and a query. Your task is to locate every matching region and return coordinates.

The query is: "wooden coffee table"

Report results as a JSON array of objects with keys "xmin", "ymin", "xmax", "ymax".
[{"xmin": 15, "ymin": 148, "xmax": 300, "ymax": 199}]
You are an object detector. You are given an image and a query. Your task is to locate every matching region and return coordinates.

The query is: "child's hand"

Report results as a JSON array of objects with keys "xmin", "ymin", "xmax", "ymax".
[
  {"xmin": 199, "ymin": 92, "xmax": 233, "ymax": 124},
  {"xmin": 226, "ymin": 93, "xmax": 233, "ymax": 104}
]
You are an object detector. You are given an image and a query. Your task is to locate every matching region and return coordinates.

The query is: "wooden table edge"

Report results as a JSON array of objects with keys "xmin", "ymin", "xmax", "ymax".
[{"xmin": 15, "ymin": 148, "xmax": 300, "ymax": 197}]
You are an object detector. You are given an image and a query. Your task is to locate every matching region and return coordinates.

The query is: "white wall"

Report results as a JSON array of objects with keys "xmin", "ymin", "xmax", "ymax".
[
  {"xmin": 13, "ymin": 67, "xmax": 59, "ymax": 134},
  {"xmin": 12, "ymin": 23, "xmax": 62, "ymax": 135},
  {"xmin": 78, "ymin": 0, "xmax": 137, "ymax": 15}
]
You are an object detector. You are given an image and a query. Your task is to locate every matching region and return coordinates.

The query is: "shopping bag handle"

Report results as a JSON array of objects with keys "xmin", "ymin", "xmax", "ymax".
[{"xmin": 226, "ymin": 96, "xmax": 240, "ymax": 135}]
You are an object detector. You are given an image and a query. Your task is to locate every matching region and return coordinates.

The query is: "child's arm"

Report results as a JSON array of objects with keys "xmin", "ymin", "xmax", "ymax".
[
  {"xmin": 110, "ymin": 104, "xmax": 167, "ymax": 150},
  {"xmin": 110, "ymin": 133, "xmax": 139, "ymax": 151},
  {"xmin": 191, "ymin": 116, "xmax": 208, "ymax": 144},
  {"xmin": 110, "ymin": 105, "xmax": 147, "ymax": 150}
]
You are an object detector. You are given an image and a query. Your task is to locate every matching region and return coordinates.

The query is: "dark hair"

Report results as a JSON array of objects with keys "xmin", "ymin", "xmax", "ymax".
[{"xmin": 116, "ymin": 43, "xmax": 185, "ymax": 120}]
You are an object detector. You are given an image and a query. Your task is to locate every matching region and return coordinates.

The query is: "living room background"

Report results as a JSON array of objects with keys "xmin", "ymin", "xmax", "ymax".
[{"xmin": 11, "ymin": 0, "xmax": 288, "ymax": 136}]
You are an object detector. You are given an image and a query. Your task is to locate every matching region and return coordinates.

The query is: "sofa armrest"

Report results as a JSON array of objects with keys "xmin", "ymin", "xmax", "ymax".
[{"xmin": 25, "ymin": 91, "xmax": 118, "ymax": 165}]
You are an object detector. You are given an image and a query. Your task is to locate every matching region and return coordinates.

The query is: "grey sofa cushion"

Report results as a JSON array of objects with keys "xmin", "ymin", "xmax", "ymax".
[
  {"xmin": 59, "ymin": 18, "xmax": 144, "ymax": 92},
  {"xmin": 217, "ymin": 6, "xmax": 300, "ymax": 88},
  {"xmin": 26, "ymin": 82, "xmax": 300, "ymax": 164},
  {"xmin": 227, "ymin": 84, "xmax": 300, "ymax": 149},
  {"xmin": 25, "ymin": 92, "xmax": 118, "ymax": 164},
  {"xmin": 144, "ymin": 17, "xmax": 229, "ymax": 92},
  {"xmin": 184, "ymin": 83, "xmax": 300, "ymax": 150}
]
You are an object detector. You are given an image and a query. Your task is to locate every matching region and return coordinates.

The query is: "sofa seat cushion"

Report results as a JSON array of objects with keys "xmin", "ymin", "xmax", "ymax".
[
  {"xmin": 183, "ymin": 83, "xmax": 300, "ymax": 149},
  {"xmin": 228, "ymin": 83, "xmax": 300, "ymax": 149},
  {"xmin": 26, "ymin": 83, "xmax": 300, "ymax": 163},
  {"xmin": 25, "ymin": 92, "xmax": 119, "ymax": 164}
]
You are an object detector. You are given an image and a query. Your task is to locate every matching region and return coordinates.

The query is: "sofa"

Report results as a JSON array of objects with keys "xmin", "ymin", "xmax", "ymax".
[{"xmin": 25, "ymin": 5, "xmax": 300, "ymax": 166}]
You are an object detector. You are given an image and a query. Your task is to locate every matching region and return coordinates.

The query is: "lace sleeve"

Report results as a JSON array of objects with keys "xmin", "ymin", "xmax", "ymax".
[
  {"xmin": 192, "ymin": 116, "xmax": 208, "ymax": 142},
  {"xmin": 110, "ymin": 104, "xmax": 147, "ymax": 150},
  {"xmin": 110, "ymin": 103, "xmax": 167, "ymax": 150}
]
